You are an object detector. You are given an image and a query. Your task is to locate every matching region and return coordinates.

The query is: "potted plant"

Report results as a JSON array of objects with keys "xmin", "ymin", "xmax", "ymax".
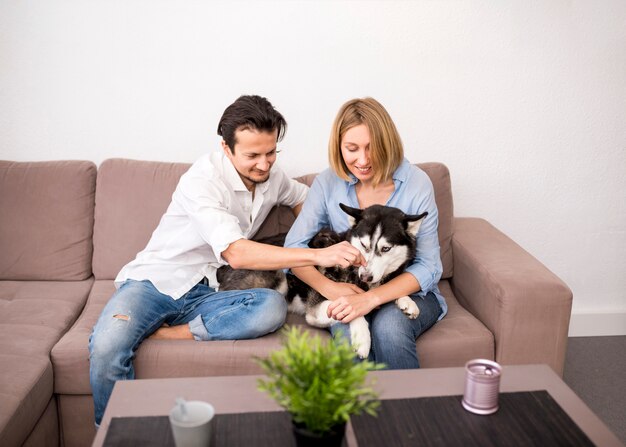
[{"xmin": 256, "ymin": 326, "xmax": 383, "ymax": 446}]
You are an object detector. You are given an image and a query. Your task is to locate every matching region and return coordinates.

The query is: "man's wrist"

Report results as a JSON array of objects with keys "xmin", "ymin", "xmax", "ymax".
[
  {"xmin": 309, "ymin": 248, "xmax": 320, "ymax": 266},
  {"xmin": 320, "ymin": 277, "xmax": 343, "ymax": 300}
]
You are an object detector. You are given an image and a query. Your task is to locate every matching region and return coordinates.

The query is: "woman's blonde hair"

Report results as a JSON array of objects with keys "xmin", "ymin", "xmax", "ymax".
[{"xmin": 328, "ymin": 97, "xmax": 404, "ymax": 187}]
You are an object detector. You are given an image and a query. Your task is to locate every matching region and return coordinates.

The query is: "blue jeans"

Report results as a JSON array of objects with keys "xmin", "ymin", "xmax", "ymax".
[
  {"xmin": 330, "ymin": 292, "xmax": 442, "ymax": 369},
  {"xmin": 88, "ymin": 279, "xmax": 286, "ymax": 425}
]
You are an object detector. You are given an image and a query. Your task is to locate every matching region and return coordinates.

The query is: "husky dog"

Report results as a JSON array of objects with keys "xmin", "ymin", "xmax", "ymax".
[
  {"xmin": 340, "ymin": 203, "xmax": 428, "ymax": 321},
  {"xmin": 217, "ymin": 203, "xmax": 428, "ymax": 359}
]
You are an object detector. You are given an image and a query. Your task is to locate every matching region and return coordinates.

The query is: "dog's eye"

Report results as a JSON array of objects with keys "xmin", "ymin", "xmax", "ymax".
[
  {"xmin": 360, "ymin": 241, "xmax": 370, "ymax": 253},
  {"xmin": 380, "ymin": 246, "xmax": 391, "ymax": 253}
]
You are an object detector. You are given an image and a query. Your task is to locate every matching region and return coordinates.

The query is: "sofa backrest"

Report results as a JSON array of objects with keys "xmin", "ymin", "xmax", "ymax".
[
  {"xmin": 92, "ymin": 159, "xmax": 453, "ymax": 280},
  {"xmin": 419, "ymin": 162, "xmax": 453, "ymax": 278},
  {"xmin": 0, "ymin": 160, "xmax": 96, "ymax": 280},
  {"xmin": 92, "ymin": 159, "xmax": 191, "ymax": 280}
]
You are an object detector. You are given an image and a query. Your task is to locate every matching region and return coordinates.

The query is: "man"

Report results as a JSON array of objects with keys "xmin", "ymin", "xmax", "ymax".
[{"xmin": 88, "ymin": 95, "xmax": 364, "ymax": 426}]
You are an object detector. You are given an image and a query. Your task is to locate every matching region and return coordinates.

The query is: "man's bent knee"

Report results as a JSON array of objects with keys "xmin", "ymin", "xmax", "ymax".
[
  {"xmin": 89, "ymin": 333, "xmax": 119, "ymax": 362},
  {"xmin": 257, "ymin": 291, "xmax": 288, "ymax": 333}
]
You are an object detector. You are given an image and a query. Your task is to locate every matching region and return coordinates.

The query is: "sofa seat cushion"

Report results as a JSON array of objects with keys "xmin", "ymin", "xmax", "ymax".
[
  {"xmin": 0, "ymin": 279, "xmax": 92, "ymax": 445},
  {"xmin": 0, "ymin": 280, "xmax": 93, "ymax": 357},
  {"xmin": 0, "ymin": 160, "xmax": 96, "ymax": 281},
  {"xmin": 51, "ymin": 280, "xmax": 328, "ymax": 395},
  {"xmin": 53, "ymin": 279, "xmax": 492, "ymax": 395},
  {"xmin": 416, "ymin": 280, "xmax": 494, "ymax": 367},
  {"xmin": 52, "ymin": 280, "xmax": 114, "ymax": 395},
  {"xmin": 0, "ymin": 355, "xmax": 53, "ymax": 446}
]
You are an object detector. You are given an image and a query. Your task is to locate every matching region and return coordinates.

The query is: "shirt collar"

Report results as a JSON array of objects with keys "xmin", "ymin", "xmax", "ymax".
[
  {"xmin": 258, "ymin": 179, "xmax": 271, "ymax": 194},
  {"xmin": 219, "ymin": 153, "xmax": 248, "ymax": 192},
  {"xmin": 392, "ymin": 158, "xmax": 411, "ymax": 183}
]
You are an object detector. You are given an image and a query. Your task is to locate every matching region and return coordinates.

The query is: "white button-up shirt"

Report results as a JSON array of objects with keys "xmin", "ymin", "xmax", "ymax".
[{"xmin": 115, "ymin": 151, "xmax": 308, "ymax": 299}]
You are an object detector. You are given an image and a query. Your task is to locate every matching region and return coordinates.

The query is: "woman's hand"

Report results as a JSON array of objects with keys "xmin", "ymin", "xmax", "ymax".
[
  {"xmin": 327, "ymin": 293, "xmax": 379, "ymax": 323},
  {"xmin": 321, "ymin": 281, "xmax": 364, "ymax": 301}
]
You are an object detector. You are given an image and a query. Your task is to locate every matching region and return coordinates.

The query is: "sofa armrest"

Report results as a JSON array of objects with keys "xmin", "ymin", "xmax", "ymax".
[{"xmin": 450, "ymin": 217, "xmax": 572, "ymax": 376}]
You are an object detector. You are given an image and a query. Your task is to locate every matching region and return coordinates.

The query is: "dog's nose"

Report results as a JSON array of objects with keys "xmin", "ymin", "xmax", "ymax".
[{"xmin": 360, "ymin": 272, "xmax": 373, "ymax": 283}]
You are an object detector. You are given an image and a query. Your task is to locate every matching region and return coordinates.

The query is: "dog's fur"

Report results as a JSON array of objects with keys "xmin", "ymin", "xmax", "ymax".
[{"xmin": 217, "ymin": 203, "xmax": 428, "ymax": 358}]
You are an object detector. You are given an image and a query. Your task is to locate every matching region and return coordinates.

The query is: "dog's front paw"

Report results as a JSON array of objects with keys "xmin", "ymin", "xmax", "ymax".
[
  {"xmin": 396, "ymin": 296, "xmax": 419, "ymax": 319},
  {"xmin": 349, "ymin": 317, "xmax": 371, "ymax": 359}
]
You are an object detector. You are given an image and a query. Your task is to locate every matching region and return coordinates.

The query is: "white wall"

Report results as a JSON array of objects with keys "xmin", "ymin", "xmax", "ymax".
[{"xmin": 1, "ymin": 1, "xmax": 625, "ymax": 336}]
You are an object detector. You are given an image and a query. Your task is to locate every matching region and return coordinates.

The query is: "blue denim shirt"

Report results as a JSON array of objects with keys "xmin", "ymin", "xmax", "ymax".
[{"xmin": 284, "ymin": 158, "xmax": 447, "ymax": 320}]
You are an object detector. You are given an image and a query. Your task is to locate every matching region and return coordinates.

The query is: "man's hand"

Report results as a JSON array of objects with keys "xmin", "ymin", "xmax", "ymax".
[
  {"xmin": 327, "ymin": 293, "xmax": 379, "ymax": 323},
  {"xmin": 315, "ymin": 241, "xmax": 365, "ymax": 268}
]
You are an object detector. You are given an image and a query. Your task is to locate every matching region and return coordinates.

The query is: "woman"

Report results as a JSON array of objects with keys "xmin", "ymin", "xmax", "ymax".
[{"xmin": 284, "ymin": 97, "xmax": 447, "ymax": 369}]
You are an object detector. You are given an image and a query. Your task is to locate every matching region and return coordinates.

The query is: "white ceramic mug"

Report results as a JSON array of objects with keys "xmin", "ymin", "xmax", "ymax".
[{"xmin": 169, "ymin": 400, "xmax": 215, "ymax": 447}]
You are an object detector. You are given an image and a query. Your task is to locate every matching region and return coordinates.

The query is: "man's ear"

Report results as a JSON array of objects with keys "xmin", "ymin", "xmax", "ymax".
[
  {"xmin": 405, "ymin": 212, "xmax": 428, "ymax": 237},
  {"xmin": 221, "ymin": 140, "xmax": 232, "ymax": 158},
  {"xmin": 339, "ymin": 203, "xmax": 362, "ymax": 228}
]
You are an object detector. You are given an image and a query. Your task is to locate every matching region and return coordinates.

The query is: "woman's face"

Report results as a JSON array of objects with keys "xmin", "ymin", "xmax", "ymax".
[{"xmin": 340, "ymin": 124, "xmax": 374, "ymax": 184}]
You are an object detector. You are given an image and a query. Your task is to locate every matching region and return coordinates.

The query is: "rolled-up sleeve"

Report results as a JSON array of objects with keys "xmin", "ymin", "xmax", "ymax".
[{"xmin": 404, "ymin": 178, "xmax": 443, "ymax": 296}]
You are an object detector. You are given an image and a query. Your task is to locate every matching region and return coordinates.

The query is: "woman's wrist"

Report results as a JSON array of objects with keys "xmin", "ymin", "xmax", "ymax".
[{"xmin": 363, "ymin": 290, "xmax": 384, "ymax": 307}]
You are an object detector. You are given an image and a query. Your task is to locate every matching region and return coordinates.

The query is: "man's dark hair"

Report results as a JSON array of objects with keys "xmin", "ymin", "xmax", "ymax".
[{"xmin": 217, "ymin": 95, "xmax": 287, "ymax": 153}]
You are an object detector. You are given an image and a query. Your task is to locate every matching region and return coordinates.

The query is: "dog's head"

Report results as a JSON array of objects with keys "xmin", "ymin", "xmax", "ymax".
[{"xmin": 340, "ymin": 203, "xmax": 427, "ymax": 285}]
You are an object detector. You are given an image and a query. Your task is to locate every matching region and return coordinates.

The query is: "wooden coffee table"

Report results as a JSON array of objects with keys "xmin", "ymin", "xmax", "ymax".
[{"xmin": 92, "ymin": 364, "xmax": 623, "ymax": 446}]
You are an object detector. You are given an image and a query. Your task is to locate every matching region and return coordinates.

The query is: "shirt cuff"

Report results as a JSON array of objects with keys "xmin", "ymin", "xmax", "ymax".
[
  {"xmin": 407, "ymin": 264, "xmax": 436, "ymax": 296},
  {"xmin": 212, "ymin": 233, "xmax": 245, "ymax": 265}
]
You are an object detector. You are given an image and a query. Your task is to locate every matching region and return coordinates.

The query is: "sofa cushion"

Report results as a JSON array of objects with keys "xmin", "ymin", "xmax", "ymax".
[
  {"xmin": 0, "ymin": 279, "xmax": 92, "ymax": 445},
  {"xmin": 92, "ymin": 159, "xmax": 191, "ymax": 280},
  {"xmin": 416, "ymin": 280, "xmax": 494, "ymax": 367},
  {"xmin": 419, "ymin": 163, "xmax": 454, "ymax": 279},
  {"xmin": 0, "ymin": 280, "xmax": 93, "ymax": 357},
  {"xmin": 52, "ymin": 279, "xmax": 490, "ymax": 395},
  {"xmin": 0, "ymin": 160, "xmax": 96, "ymax": 280},
  {"xmin": 51, "ymin": 279, "xmax": 328, "ymax": 394},
  {"xmin": 0, "ymin": 355, "xmax": 53, "ymax": 447},
  {"xmin": 52, "ymin": 280, "xmax": 114, "ymax": 394}
]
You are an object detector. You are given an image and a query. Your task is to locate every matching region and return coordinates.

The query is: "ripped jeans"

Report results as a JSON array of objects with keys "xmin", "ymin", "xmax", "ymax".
[{"xmin": 88, "ymin": 279, "xmax": 286, "ymax": 425}]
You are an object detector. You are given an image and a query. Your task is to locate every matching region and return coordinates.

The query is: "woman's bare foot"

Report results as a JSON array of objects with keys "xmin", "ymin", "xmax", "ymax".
[{"xmin": 149, "ymin": 324, "xmax": 194, "ymax": 340}]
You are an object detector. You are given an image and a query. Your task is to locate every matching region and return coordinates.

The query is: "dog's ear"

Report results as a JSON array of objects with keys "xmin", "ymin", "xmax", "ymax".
[
  {"xmin": 339, "ymin": 203, "xmax": 362, "ymax": 228},
  {"xmin": 405, "ymin": 212, "xmax": 428, "ymax": 237}
]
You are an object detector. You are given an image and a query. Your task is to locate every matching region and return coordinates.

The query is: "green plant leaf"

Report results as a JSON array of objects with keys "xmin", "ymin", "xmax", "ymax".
[{"xmin": 255, "ymin": 326, "xmax": 383, "ymax": 435}]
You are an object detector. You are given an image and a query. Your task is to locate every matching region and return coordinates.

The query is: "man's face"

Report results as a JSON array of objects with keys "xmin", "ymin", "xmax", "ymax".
[{"xmin": 222, "ymin": 128, "xmax": 279, "ymax": 191}]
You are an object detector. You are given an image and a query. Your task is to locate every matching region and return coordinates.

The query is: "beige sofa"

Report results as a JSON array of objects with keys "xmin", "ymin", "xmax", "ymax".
[{"xmin": 0, "ymin": 158, "xmax": 573, "ymax": 447}]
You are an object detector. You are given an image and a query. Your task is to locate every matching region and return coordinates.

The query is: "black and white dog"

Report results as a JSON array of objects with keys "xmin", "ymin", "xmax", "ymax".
[{"xmin": 217, "ymin": 203, "xmax": 428, "ymax": 358}]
